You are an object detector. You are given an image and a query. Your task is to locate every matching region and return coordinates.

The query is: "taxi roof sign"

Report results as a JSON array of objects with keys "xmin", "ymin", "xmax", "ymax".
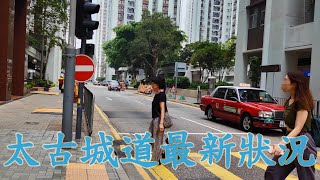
[{"xmin": 239, "ymin": 83, "xmax": 251, "ymax": 87}]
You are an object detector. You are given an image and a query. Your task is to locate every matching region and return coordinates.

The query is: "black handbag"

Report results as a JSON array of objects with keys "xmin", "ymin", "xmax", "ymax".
[{"xmin": 163, "ymin": 111, "xmax": 173, "ymax": 128}]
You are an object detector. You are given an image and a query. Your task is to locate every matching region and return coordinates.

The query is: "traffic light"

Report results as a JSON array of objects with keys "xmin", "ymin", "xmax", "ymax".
[
  {"xmin": 85, "ymin": 44, "xmax": 95, "ymax": 56},
  {"xmin": 76, "ymin": 0, "xmax": 100, "ymax": 39}
]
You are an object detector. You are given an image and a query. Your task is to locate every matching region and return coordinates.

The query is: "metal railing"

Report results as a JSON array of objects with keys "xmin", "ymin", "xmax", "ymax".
[
  {"xmin": 83, "ymin": 86, "xmax": 95, "ymax": 136},
  {"xmin": 273, "ymin": 97, "xmax": 320, "ymax": 117}
]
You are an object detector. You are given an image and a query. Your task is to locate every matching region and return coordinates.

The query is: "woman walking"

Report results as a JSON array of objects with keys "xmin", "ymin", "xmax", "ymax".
[
  {"xmin": 149, "ymin": 76, "xmax": 167, "ymax": 162},
  {"xmin": 265, "ymin": 72, "xmax": 317, "ymax": 180}
]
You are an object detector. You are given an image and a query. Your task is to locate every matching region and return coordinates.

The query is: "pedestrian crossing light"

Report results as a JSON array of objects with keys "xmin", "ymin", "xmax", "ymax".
[{"xmin": 76, "ymin": 0, "xmax": 100, "ymax": 39}]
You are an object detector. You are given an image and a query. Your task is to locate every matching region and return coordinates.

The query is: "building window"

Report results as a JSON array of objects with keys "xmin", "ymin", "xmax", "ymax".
[
  {"xmin": 249, "ymin": 8, "xmax": 258, "ymax": 29},
  {"xmin": 260, "ymin": 10, "xmax": 265, "ymax": 26}
]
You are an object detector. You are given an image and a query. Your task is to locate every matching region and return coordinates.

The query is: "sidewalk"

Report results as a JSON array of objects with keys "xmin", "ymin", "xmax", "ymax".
[{"xmin": 0, "ymin": 88, "xmax": 129, "ymax": 180}]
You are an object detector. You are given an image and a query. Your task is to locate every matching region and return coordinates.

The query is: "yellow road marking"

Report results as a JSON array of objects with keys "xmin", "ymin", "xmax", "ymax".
[
  {"xmin": 31, "ymin": 91, "xmax": 59, "ymax": 95},
  {"xmin": 32, "ymin": 108, "xmax": 62, "ymax": 113},
  {"xmin": 150, "ymin": 165, "xmax": 178, "ymax": 180},
  {"xmin": 231, "ymin": 152, "xmax": 298, "ymax": 180},
  {"xmin": 189, "ymin": 153, "xmax": 242, "ymax": 180},
  {"xmin": 95, "ymin": 104, "xmax": 121, "ymax": 140},
  {"xmin": 95, "ymin": 104, "xmax": 155, "ymax": 180},
  {"xmin": 66, "ymin": 163, "xmax": 109, "ymax": 180}
]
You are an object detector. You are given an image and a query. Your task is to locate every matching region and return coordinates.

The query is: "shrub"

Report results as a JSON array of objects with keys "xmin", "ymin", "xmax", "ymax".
[
  {"xmin": 130, "ymin": 80, "xmax": 140, "ymax": 88},
  {"xmin": 215, "ymin": 81, "xmax": 233, "ymax": 87},
  {"xmin": 189, "ymin": 81, "xmax": 209, "ymax": 90},
  {"xmin": 26, "ymin": 79, "xmax": 53, "ymax": 89},
  {"xmin": 165, "ymin": 77, "xmax": 190, "ymax": 89}
]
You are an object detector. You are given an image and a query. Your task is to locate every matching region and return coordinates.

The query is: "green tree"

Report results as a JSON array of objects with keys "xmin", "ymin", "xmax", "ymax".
[
  {"xmin": 248, "ymin": 56, "xmax": 262, "ymax": 88},
  {"xmin": 217, "ymin": 36, "xmax": 236, "ymax": 81},
  {"xmin": 103, "ymin": 12, "xmax": 185, "ymax": 81},
  {"xmin": 103, "ymin": 24, "xmax": 137, "ymax": 80},
  {"xmin": 184, "ymin": 41, "xmax": 223, "ymax": 82},
  {"xmin": 28, "ymin": 0, "xmax": 68, "ymax": 79}
]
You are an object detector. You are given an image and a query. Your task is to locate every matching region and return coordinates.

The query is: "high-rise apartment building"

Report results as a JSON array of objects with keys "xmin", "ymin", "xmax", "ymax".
[
  {"xmin": 180, "ymin": 0, "xmax": 238, "ymax": 44},
  {"xmin": 235, "ymin": 0, "xmax": 319, "ymax": 100},
  {"xmin": 95, "ymin": 0, "xmax": 181, "ymax": 81}
]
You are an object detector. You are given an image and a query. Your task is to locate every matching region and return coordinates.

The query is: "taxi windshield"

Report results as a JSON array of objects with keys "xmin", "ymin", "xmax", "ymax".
[{"xmin": 238, "ymin": 89, "xmax": 276, "ymax": 103}]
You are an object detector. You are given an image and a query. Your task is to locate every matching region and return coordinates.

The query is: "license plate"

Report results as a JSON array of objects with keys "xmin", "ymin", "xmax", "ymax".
[
  {"xmin": 264, "ymin": 118, "xmax": 274, "ymax": 123},
  {"xmin": 279, "ymin": 121, "xmax": 286, "ymax": 127}
]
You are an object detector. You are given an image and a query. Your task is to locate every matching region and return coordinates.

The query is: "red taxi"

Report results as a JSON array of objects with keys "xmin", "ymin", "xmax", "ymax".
[{"xmin": 200, "ymin": 86, "xmax": 286, "ymax": 132}]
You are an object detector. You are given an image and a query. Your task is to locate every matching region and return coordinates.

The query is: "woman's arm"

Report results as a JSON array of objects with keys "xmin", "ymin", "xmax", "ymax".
[
  {"xmin": 159, "ymin": 102, "xmax": 165, "ymax": 131},
  {"xmin": 272, "ymin": 110, "xmax": 308, "ymax": 156},
  {"xmin": 282, "ymin": 110, "xmax": 309, "ymax": 140}
]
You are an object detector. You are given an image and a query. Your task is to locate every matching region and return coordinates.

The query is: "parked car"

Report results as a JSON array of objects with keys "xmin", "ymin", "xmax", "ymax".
[
  {"xmin": 108, "ymin": 80, "xmax": 121, "ymax": 91},
  {"xmin": 200, "ymin": 86, "xmax": 286, "ymax": 132},
  {"xmin": 101, "ymin": 80, "xmax": 110, "ymax": 86},
  {"xmin": 93, "ymin": 81, "xmax": 101, "ymax": 86}
]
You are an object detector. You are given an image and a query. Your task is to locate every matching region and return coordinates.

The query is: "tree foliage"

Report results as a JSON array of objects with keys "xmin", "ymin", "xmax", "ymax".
[
  {"xmin": 28, "ymin": 0, "xmax": 68, "ymax": 79},
  {"xmin": 180, "ymin": 37, "xmax": 236, "ymax": 82},
  {"xmin": 96, "ymin": 77, "xmax": 106, "ymax": 82},
  {"xmin": 248, "ymin": 56, "xmax": 262, "ymax": 88},
  {"xmin": 103, "ymin": 12, "xmax": 185, "ymax": 80}
]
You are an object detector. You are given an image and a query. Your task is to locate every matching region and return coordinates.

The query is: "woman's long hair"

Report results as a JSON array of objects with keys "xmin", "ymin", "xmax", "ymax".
[{"xmin": 287, "ymin": 72, "xmax": 314, "ymax": 110}]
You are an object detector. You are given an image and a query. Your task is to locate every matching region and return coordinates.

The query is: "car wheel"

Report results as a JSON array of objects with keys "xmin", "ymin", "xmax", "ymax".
[
  {"xmin": 207, "ymin": 107, "xmax": 216, "ymax": 121},
  {"xmin": 241, "ymin": 115, "xmax": 254, "ymax": 132}
]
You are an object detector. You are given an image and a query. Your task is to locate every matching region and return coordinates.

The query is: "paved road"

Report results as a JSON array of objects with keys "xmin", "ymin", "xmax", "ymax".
[{"xmin": 88, "ymin": 84, "xmax": 320, "ymax": 180}]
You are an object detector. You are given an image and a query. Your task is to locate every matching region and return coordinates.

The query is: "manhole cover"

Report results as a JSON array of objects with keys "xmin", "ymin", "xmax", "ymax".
[{"xmin": 25, "ymin": 122, "xmax": 39, "ymax": 125}]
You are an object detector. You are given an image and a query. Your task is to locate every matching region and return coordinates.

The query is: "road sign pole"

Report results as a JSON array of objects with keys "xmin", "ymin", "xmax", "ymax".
[
  {"xmin": 174, "ymin": 62, "xmax": 178, "ymax": 100},
  {"xmin": 76, "ymin": 36, "xmax": 87, "ymax": 140},
  {"xmin": 62, "ymin": 0, "xmax": 77, "ymax": 142}
]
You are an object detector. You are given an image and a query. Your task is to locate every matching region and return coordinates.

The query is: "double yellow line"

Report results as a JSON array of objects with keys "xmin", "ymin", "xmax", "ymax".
[{"xmin": 95, "ymin": 104, "xmax": 177, "ymax": 179}]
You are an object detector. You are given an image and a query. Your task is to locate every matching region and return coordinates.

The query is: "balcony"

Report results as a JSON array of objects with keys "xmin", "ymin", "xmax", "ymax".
[{"xmin": 285, "ymin": 22, "xmax": 313, "ymax": 50}]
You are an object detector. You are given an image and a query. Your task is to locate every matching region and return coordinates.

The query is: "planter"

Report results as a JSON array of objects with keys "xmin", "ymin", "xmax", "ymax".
[{"xmin": 175, "ymin": 88, "xmax": 209, "ymax": 98}]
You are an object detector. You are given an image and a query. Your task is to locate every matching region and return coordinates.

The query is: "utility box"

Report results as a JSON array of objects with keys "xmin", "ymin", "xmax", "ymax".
[{"xmin": 208, "ymin": 77, "xmax": 216, "ymax": 93}]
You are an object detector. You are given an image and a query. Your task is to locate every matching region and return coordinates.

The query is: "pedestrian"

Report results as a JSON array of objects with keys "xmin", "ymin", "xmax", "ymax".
[
  {"xmin": 265, "ymin": 72, "xmax": 317, "ymax": 180},
  {"xmin": 149, "ymin": 76, "xmax": 167, "ymax": 163}
]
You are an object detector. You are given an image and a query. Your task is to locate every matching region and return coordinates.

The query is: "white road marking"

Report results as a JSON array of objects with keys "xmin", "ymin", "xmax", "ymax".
[
  {"xmin": 105, "ymin": 97, "xmax": 112, "ymax": 101},
  {"xmin": 75, "ymin": 65, "xmax": 94, "ymax": 71},
  {"xmin": 180, "ymin": 117, "xmax": 226, "ymax": 133},
  {"xmin": 134, "ymin": 100, "xmax": 145, "ymax": 105}
]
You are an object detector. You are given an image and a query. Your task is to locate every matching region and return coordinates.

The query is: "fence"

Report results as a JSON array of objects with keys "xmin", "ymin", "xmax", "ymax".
[
  {"xmin": 83, "ymin": 86, "xmax": 95, "ymax": 136},
  {"xmin": 273, "ymin": 97, "xmax": 320, "ymax": 117}
]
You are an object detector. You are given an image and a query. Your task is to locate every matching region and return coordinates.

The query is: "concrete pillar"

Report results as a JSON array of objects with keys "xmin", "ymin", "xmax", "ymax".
[
  {"xmin": 234, "ymin": 0, "xmax": 250, "ymax": 86},
  {"xmin": 310, "ymin": 0, "xmax": 320, "ymax": 100},
  {"xmin": 0, "ymin": 0, "xmax": 15, "ymax": 101},
  {"xmin": 260, "ymin": 0, "xmax": 288, "ymax": 98},
  {"xmin": 12, "ymin": 0, "xmax": 27, "ymax": 96}
]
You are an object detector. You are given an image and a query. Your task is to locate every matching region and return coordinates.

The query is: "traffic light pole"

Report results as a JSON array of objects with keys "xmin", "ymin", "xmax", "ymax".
[
  {"xmin": 62, "ymin": 0, "xmax": 77, "ymax": 142},
  {"xmin": 76, "ymin": 36, "xmax": 86, "ymax": 140}
]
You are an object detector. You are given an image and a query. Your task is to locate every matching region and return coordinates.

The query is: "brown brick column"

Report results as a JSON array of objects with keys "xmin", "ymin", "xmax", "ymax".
[
  {"xmin": 0, "ymin": 0, "xmax": 15, "ymax": 101},
  {"xmin": 12, "ymin": 0, "xmax": 27, "ymax": 96}
]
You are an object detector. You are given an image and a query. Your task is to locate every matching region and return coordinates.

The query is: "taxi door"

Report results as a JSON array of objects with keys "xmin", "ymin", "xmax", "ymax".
[
  {"xmin": 223, "ymin": 88, "xmax": 241, "ymax": 122},
  {"xmin": 210, "ymin": 88, "xmax": 228, "ymax": 118}
]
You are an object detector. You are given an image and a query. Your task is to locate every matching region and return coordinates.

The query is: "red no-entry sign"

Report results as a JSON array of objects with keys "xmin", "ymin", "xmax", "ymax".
[{"xmin": 75, "ymin": 54, "xmax": 94, "ymax": 82}]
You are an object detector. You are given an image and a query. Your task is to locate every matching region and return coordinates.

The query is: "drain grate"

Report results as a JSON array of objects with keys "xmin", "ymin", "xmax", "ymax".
[{"xmin": 25, "ymin": 122, "xmax": 39, "ymax": 125}]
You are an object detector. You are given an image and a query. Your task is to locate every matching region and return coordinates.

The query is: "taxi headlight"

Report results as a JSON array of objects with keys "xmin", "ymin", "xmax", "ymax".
[{"xmin": 258, "ymin": 111, "xmax": 273, "ymax": 118}]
